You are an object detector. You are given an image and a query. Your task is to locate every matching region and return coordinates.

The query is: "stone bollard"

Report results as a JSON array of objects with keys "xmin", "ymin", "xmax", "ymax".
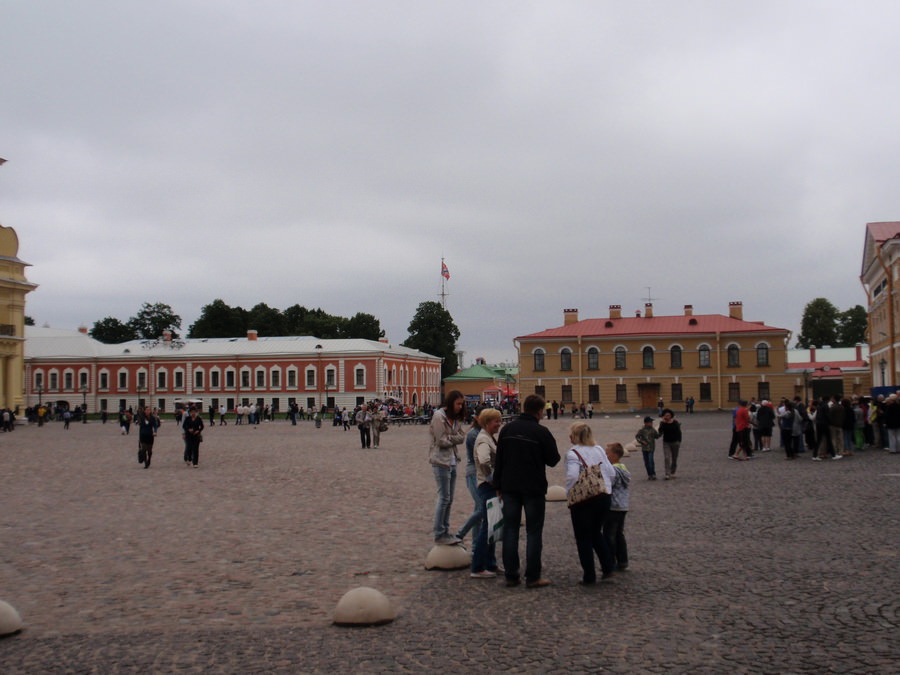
[
  {"xmin": 0, "ymin": 600, "xmax": 23, "ymax": 636},
  {"xmin": 545, "ymin": 485, "xmax": 567, "ymax": 501},
  {"xmin": 333, "ymin": 587, "xmax": 395, "ymax": 626},
  {"xmin": 424, "ymin": 543, "xmax": 471, "ymax": 570}
]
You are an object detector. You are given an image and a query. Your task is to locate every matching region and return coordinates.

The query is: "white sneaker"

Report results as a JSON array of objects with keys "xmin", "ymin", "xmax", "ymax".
[
  {"xmin": 832, "ymin": 455, "xmax": 843, "ymax": 460},
  {"xmin": 812, "ymin": 457, "xmax": 822, "ymax": 461}
]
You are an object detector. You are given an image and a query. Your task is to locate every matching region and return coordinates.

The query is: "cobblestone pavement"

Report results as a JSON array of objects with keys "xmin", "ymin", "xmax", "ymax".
[{"xmin": 1, "ymin": 412, "xmax": 897, "ymax": 673}]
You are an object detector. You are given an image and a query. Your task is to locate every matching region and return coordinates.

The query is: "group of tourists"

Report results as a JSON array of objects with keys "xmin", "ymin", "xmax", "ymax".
[
  {"xmin": 727, "ymin": 393, "xmax": 900, "ymax": 461},
  {"xmin": 428, "ymin": 392, "xmax": 630, "ymax": 588},
  {"xmin": 543, "ymin": 400, "xmax": 594, "ymax": 420}
]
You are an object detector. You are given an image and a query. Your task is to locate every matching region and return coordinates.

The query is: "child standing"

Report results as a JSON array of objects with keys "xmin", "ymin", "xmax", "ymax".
[
  {"xmin": 635, "ymin": 416, "xmax": 660, "ymax": 480},
  {"xmin": 603, "ymin": 442, "xmax": 631, "ymax": 571}
]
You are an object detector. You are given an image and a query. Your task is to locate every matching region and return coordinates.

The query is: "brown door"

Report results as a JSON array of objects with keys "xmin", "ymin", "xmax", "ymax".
[{"xmin": 638, "ymin": 383, "xmax": 659, "ymax": 409}]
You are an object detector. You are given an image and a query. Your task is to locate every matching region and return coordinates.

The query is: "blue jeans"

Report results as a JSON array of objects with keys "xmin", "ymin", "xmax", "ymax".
[
  {"xmin": 432, "ymin": 464, "xmax": 457, "ymax": 540},
  {"xmin": 501, "ymin": 492, "xmax": 546, "ymax": 583},
  {"xmin": 471, "ymin": 482, "xmax": 498, "ymax": 573},
  {"xmin": 641, "ymin": 450, "xmax": 656, "ymax": 478},
  {"xmin": 456, "ymin": 470, "xmax": 482, "ymax": 540}
]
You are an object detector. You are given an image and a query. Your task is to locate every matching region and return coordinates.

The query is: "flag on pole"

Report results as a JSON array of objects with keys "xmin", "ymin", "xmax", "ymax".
[{"xmin": 441, "ymin": 262, "xmax": 450, "ymax": 280}]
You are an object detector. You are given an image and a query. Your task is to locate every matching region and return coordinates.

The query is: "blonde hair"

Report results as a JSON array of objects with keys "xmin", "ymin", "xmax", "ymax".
[
  {"xmin": 606, "ymin": 442, "xmax": 624, "ymax": 459},
  {"xmin": 569, "ymin": 421, "xmax": 594, "ymax": 446},
  {"xmin": 478, "ymin": 408, "xmax": 502, "ymax": 427}
]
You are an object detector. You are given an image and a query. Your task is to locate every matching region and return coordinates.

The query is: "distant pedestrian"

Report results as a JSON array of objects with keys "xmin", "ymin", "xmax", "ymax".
[
  {"xmin": 182, "ymin": 407, "xmax": 204, "ymax": 467},
  {"xmin": 137, "ymin": 405, "xmax": 159, "ymax": 469},
  {"xmin": 658, "ymin": 408, "xmax": 683, "ymax": 478},
  {"xmin": 635, "ymin": 416, "xmax": 660, "ymax": 480}
]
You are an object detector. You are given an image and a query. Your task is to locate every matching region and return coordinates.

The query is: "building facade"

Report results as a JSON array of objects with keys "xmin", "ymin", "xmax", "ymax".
[
  {"xmin": 860, "ymin": 221, "xmax": 900, "ymax": 389},
  {"xmin": 24, "ymin": 327, "xmax": 442, "ymax": 414},
  {"xmin": 0, "ymin": 225, "xmax": 37, "ymax": 410},
  {"xmin": 515, "ymin": 303, "xmax": 794, "ymax": 412}
]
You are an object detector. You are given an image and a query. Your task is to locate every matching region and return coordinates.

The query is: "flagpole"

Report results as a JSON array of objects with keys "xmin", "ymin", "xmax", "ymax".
[{"xmin": 439, "ymin": 258, "xmax": 450, "ymax": 309}]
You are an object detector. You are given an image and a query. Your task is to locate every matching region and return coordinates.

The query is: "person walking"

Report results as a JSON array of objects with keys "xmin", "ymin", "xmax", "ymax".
[
  {"xmin": 355, "ymin": 405, "xmax": 372, "ymax": 449},
  {"xmin": 182, "ymin": 407, "xmax": 204, "ymax": 468},
  {"xmin": 658, "ymin": 408, "xmax": 683, "ymax": 477},
  {"xmin": 137, "ymin": 405, "xmax": 159, "ymax": 469},
  {"xmin": 494, "ymin": 394, "xmax": 560, "ymax": 588}
]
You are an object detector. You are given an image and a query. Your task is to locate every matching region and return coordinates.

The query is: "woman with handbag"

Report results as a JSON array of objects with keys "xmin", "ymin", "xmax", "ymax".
[{"xmin": 565, "ymin": 421, "xmax": 616, "ymax": 585}]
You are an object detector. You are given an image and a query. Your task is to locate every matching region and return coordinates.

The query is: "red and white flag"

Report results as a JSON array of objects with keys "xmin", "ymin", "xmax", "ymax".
[{"xmin": 441, "ymin": 262, "xmax": 450, "ymax": 280}]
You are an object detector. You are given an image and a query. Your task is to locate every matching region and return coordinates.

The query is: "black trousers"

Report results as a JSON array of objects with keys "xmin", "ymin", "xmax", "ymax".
[{"xmin": 569, "ymin": 494, "xmax": 614, "ymax": 583}]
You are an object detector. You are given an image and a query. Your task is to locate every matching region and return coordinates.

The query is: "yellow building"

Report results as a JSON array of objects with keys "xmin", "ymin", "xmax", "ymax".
[
  {"xmin": 515, "ymin": 303, "xmax": 792, "ymax": 412},
  {"xmin": 0, "ymin": 225, "xmax": 38, "ymax": 410},
  {"xmin": 861, "ymin": 221, "xmax": 900, "ymax": 389}
]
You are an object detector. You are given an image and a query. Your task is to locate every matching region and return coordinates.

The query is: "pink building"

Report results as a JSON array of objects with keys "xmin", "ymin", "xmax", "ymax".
[{"xmin": 24, "ymin": 327, "xmax": 442, "ymax": 414}]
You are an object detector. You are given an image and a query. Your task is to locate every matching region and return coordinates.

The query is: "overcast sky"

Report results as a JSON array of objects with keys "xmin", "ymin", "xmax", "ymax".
[{"xmin": 2, "ymin": 1, "xmax": 894, "ymax": 365}]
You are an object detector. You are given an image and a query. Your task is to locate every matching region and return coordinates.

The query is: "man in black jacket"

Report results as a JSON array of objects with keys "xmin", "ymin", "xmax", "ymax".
[{"xmin": 494, "ymin": 394, "xmax": 560, "ymax": 588}]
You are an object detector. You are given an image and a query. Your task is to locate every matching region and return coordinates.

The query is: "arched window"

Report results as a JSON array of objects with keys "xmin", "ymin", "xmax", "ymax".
[
  {"xmin": 534, "ymin": 349, "xmax": 545, "ymax": 371},
  {"xmin": 727, "ymin": 344, "xmax": 740, "ymax": 367},
  {"xmin": 560, "ymin": 348, "xmax": 572, "ymax": 371},
  {"xmin": 615, "ymin": 347, "xmax": 627, "ymax": 370},
  {"xmin": 587, "ymin": 347, "xmax": 599, "ymax": 370},
  {"xmin": 642, "ymin": 346, "xmax": 654, "ymax": 369},
  {"xmin": 756, "ymin": 343, "xmax": 770, "ymax": 367},
  {"xmin": 699, "ymin": 345, "xmax": 711, "ymax": 368},
  {"xmin": 670, "ymin": 345, "xmax": 682, "ymax": 369}
]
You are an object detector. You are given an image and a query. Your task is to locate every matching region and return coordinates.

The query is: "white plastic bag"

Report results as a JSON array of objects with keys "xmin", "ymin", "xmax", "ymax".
[{"xmin": 486, "ymin": 497, "xmax": 504, "ymax": 545}]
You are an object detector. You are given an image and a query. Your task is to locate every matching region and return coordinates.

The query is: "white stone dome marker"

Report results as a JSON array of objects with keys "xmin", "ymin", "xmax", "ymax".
[
  {"xmin": 0, "ymin": 600, "xmax": 23, "ymax": 635},
  {"xmin": 424, "ymin": 542, "xmax": 471, "ymax": 570},
  {"xmin": 333, "ymin": 586, "xmax": 395, "ymax": 626}
]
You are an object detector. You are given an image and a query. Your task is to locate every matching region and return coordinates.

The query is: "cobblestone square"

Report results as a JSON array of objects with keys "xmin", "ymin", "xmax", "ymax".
[{"xmin": 1, "ymin": 412, "xmax": 897, "ymax": 672}]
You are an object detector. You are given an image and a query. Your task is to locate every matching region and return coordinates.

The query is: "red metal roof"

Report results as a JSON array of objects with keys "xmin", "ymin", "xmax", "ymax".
[
  {"xmin": 867, "ymin": 221, "xmax": 900, "ymax": 243},
  {"xmin": 517, "ymin": 313, "xmax": 787, "ymax": 340}
]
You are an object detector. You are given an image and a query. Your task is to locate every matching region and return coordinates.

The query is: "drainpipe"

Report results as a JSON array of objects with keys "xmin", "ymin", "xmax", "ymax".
[{"xmin": 715, "ymin": 331, "xmax": 722, "ymax": 409}]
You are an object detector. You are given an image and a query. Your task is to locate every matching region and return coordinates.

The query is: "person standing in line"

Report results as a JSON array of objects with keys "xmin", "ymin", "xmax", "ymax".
[
  {"xmin": 657, "ymin": 398, "xmax": 665, "ymax": 417},
  {"xmin": 494, "ymin": 394, "xmax": 560, "ymax": 588},
  {"xmin": 658, "ymin": 408, "xmax": 683, "ymax": 477},
  {"xmin": 470, "ymin": 408, "xmax": 503, "ymax": 578},
  {"xmin": 732, "ymin": 400, "xmax": 751, "ymax": 461},
  {"xmin": 755, "ymin": 400, "xmax": 775, "ymax": 452},
  {"xmin": 182, "ymin": 406, "xmax": 204, "ymax": 468},
  {"xmin": 355, "ymin": 405, "xmax": 372, "ymax": 449},
  {"xmin": 882, "ymin": 394, "xmax": 900, "ymax": 453},
  {"xmin": 564, "ymin": 421, "xmax": 615, "ymax": 586},
  {"xmin": 428, "ymin": 390, "xmax": 467, "ymax": 546},
  {"xmin": 635, "ymin": 416, "xmax": 660, "ymax": 480},
  {"xmin": 137, "ymin": 405, "xmax": 159, "ymax": 469}
]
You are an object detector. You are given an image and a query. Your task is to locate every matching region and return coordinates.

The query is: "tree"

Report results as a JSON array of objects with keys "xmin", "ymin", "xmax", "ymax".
[
  {"xmin": 401, "ymin": 301, "xmax": 460, "ymax": 379},
  {"xmin": 188, "ymin": 299, "xmax": 247, "ymax": 338},
  {"xmin": 343, "ymin": 312, "xmax": 384, "ymax": 341},
  {"xmin": 247, "ymin": 302, "xmax": 286, "ymax": 336},
  {"xmin": 128, "ymin": 302, "xmax": 182, "ymax": 340},
  {"xmin": 796, "ymin": 298, "xmax": 840, "ymax": 349},
  {"xmin": 837, "ymin": 305, "xmax": 868, "ymax": 346},
  {"xmin": 24, "ymin": 316, "xmax": 34, "ymax": 326},
  {"xmin": 90, "ymin": 317, "xmax": 137, "ymax": 344}
]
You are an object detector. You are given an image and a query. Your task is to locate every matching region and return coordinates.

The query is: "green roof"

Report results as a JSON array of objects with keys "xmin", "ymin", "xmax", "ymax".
[{"xmin": 445, "ymin": 364, "xmax": 517, "ymax": 382}]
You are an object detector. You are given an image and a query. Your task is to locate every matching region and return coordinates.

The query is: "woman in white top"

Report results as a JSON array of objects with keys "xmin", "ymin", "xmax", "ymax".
[{"xmin": 565, "ymin": 421, "xmax": 616, "ymax": 585}]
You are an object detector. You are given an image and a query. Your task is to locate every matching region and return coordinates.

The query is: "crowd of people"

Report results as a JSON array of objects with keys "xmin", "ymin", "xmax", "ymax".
[
  {"xmin": 726, "ymin": 394, "xmax": 900, "ymax": 461},
  {"xmin": 428, "ymin": 392, "xmax": 631, "ymax": 588}
]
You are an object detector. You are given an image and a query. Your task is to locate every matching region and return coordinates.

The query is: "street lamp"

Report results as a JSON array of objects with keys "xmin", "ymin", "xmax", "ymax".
[{"xmin": 80, "ymin": 383, "xmax": 88, "ymax": 423}]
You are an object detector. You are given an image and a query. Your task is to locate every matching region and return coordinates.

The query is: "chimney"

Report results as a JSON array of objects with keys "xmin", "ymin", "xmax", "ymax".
[
  {"xmin": 644, "ymin": 303, "xmax": 653, "ymax": 318},
  {"xmin": 810, "ymin": 347, "xmax": 816, "ymax": 363},
  {"xmin": 564, "ymin": 308, "xmax": 579, "ymax": 326},
  {"xmin": 247, "ymin": 329, "xmax": 258, "ymax": 341},
  {"xmin": 609, "ymin": 305, "xmax": 622, "ymax": 320},
  {"xmin": 684, "ymin": 305, "xmax": 693, "ymax": 316},
  {"xmin": 162, "ymin": 329, "xmax": 172, "ymax": 343},
  {"xmin": 856, "ymin": 344, "xmax": 862, "ymax": 361},
  {"xmin": 77, "ymin": 325, "xmax": 88, "ymax": 334},
  {"xmin": 728, "ymin": 301, "xmax": 743, "ymax": 320},
  {"xmin": 635, "ymin": 310, "xmax": 641, "ymax": 318}
]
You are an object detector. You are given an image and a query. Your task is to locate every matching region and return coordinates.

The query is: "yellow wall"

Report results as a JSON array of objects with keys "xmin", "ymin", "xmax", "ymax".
[
  {"xmin": 0, "ymin": 225, "xmax": 37, "ymax": 410},
  {"xmin": 517, "ymin": 333, "xmax": 793, "ymax": 411}
]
